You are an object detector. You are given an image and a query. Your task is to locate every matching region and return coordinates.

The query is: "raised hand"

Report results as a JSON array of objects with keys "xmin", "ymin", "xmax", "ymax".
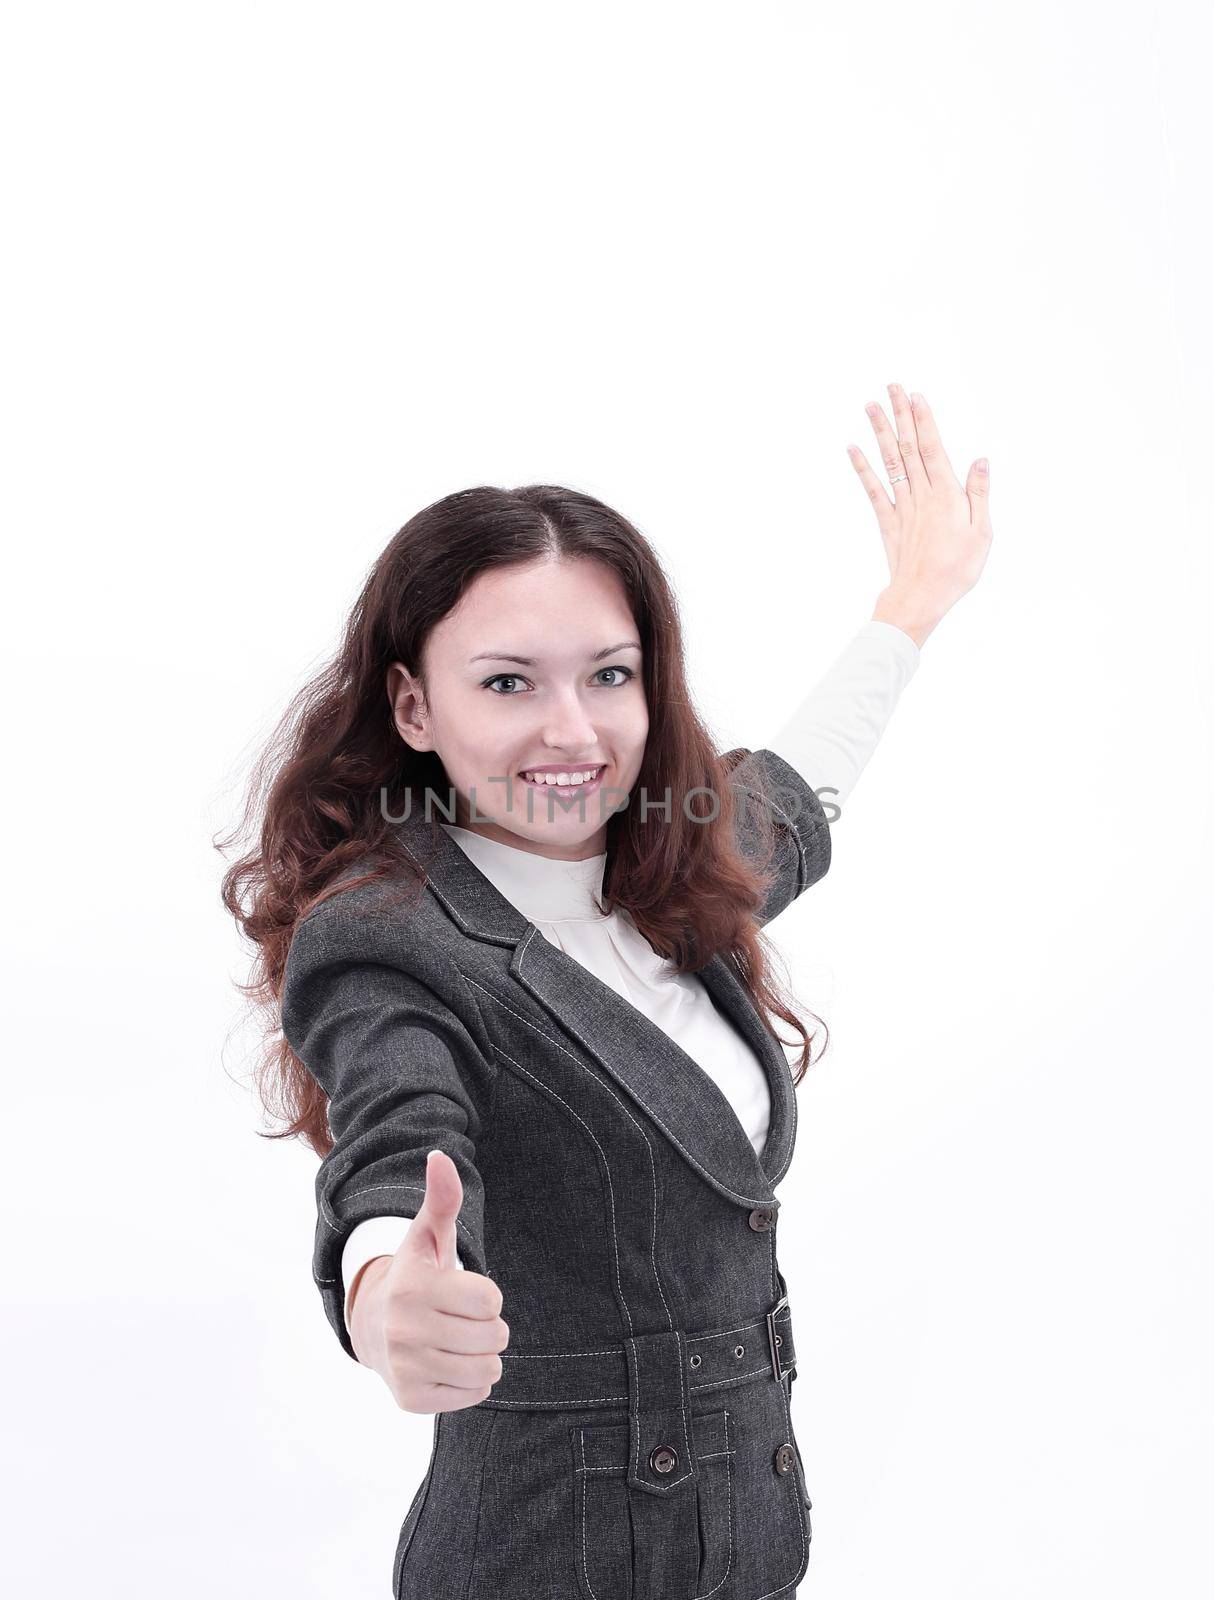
[{"xmin": 848, "ymin": 382, "xmax": 993, "ymax": 648}]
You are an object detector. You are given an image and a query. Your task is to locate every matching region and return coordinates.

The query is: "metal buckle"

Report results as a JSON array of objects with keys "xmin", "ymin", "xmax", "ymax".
[{"xmin": 765, "ymin": 1292, "xmax": 793, "ymax": 1382}]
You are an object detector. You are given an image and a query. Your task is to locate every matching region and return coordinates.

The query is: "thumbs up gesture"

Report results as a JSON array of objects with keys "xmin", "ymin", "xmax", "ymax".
[{"xmin": 348, "ymin": 1149, "xmax": 510, "ymax": 1413}]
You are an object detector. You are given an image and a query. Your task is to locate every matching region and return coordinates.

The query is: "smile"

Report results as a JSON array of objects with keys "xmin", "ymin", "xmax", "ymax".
[{"xmin": 518, "ymin": 764, "xmax": 607, "ymax": 794}]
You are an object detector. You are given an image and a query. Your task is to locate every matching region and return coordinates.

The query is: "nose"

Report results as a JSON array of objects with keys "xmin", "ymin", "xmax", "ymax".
[{"xmin": 540, "ymin": 694, "xmax": 599, "ymax": 755}]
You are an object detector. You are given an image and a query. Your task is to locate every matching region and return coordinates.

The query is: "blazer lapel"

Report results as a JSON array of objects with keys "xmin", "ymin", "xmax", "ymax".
[{"xmin": 394, "ymin": 798, "xmax": 797, "ymax": 1210}]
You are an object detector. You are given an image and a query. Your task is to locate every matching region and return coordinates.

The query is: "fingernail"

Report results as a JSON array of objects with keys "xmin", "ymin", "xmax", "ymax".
[
  {"xmin": 911, "ymin": 391, "xmax": 923, "ymax": 406},
  {"xmin": 865, "ymin": 402, "xmax": 879, "ymax": 416},
  {"xmin": 976, "ymin": 458, "xmax": 988, "ymax": 472}
]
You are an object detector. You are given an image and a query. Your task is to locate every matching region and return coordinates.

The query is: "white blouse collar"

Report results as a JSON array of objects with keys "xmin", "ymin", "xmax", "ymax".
[{"xmin": 440, "ymin": 823, "xmax": 609, "ymax": 924}]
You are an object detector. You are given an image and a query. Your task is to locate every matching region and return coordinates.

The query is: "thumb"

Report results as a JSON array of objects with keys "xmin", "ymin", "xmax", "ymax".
[
  {"xmin": 966, "ymin": 457, "xmax": 990, "ymax": 518},
  {"xmin": 398, "ymin": 1148, "xmax": 463, "ymax": 1272}
]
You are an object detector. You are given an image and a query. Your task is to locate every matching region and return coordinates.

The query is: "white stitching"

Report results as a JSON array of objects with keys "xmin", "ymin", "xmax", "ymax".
[
  {"xmin": 690, "ymin": 1313, "xmax": 786, "ymax": 1343},
  {"xmin": 578, "ymin": 1449, "xmax": 735, "ymax": 1473},
  {"xmin": 490, "ymin": 932, "xmax": 676, "ymax": 1324},
  {"xmin": 465, "ymin": 943, "xmax": 684, "ymax": 1334},
  {"xmin": 464, "ymin": 1408, "xmax": 498, "ymax": 1592},
  {"xmin": 695, "ymin": 1406, "xmax": 734, "ymax": 1599},
  {"xmin": 328, "ymin": 1183, "xmax": 482, "ymax": 1254},
  {"xmin": 470, "ymin": 939, "xmax": 774, "ymax": 1211},
  {"xmin": 573, "ymin": 1409, "xmax": 736, "ymax": 1600},
  {"xmin": 687, "ymin": 1366, "xmax": 777, "ymax": 1392},
  {"xmin": 316, "ymin": 1186, "xmax": 341, "ymax": 1232},
  {"xmin": 480, "ymin": 1368, "xmax": 780, "ymax": 1407},
  {"xmin": 489, "ymin": 1035, "xmax": 636, "ymax": 1345},
  {"xmin": 318, "ymin": 1177, "xmax": 483, "ymax": 1260},
  {"xmin": 576, "ymin": 1428, "xmax": 607, "ymax": 1600},
  {"xmin": 625, "ymin": 1331, "xmax": 694, "ymax": 1492},
  {"xmin": 502, "ymin": 1348, "xmax": 620, "ymax": 1360},
  {"xmin": 485, "ymin": 1396, "xmax": 631, "ymax": 1408}
]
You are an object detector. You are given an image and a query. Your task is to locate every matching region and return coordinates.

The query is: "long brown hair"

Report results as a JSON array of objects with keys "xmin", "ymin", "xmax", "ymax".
[{"xmin": 218, "ymin": 484, "xmax": 829, "ymax": 1158}]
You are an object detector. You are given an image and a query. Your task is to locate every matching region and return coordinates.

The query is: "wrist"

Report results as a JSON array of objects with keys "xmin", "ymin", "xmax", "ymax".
[
  {"xmin": 870, "ymin": 590, "xmax": 940, "ymax": 649},
  {"xmin": 349, "ymin": 1255, "xmax": 392, "ymax": 1364}
]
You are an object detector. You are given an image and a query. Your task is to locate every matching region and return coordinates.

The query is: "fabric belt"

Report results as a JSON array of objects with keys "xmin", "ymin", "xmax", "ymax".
[{"xmin": 484, "ymin": 1287, "xmax": 797, "ymax": 1411}]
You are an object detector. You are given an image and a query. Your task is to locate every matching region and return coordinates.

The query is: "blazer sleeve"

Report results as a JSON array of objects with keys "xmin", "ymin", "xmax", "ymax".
[
  {"xmin": 280, "ymin": 905, "xmax": 498, "ymax": 1363},
  {"xmin": 724, "ymin": 746, "xmax": 833, "ymax": 927}
]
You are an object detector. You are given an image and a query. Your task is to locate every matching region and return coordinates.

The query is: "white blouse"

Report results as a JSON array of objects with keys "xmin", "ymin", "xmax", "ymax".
[{"xmin": 340, "ymin": 620, "xmax": 921, "ymax": 1333}]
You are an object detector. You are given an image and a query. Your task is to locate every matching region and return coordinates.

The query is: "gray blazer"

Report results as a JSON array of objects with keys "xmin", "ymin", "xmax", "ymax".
[{"xmin": 281, "ymin": 745, "xmax": 831, "ymax": 1600}]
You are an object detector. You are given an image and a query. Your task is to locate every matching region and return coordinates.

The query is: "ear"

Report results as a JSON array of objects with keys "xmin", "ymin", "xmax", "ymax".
[{"xmin": 386, "ymin": 660, "xmax": 434, "ymax": 751}]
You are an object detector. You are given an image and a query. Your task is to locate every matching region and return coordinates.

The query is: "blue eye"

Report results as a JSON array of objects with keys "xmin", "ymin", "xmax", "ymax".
[
  {"xmin": 594, "ymin": 665, "xmax": 636, "ymax": 688},
  {"xmin": 481, "ymin": 665, "xmax": 637, "ymax": 695}
]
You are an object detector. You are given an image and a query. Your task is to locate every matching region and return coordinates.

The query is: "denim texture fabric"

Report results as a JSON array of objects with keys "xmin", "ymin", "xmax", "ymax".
[{"xmin": 280, "ymin": 747, "xmax": 831, "ymax": 1598}]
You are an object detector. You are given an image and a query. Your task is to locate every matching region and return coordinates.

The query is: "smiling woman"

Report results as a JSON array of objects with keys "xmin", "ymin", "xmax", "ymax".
[
  {"xmin": 379, "ymin": 559, "xmax": 652, "ymax": 859},
  {"xmin": 222, "ymin": 486, "xmax": 823, "ymax": 1102},
  {"xmin": 219, "ymin": 435, "xmax": 987, "ymax": 1596}
]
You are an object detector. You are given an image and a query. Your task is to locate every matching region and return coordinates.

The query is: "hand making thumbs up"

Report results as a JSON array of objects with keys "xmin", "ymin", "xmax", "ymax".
[{"xmin": 347, "ymin": 1149, "xmax": 510, "ymax": 1413}]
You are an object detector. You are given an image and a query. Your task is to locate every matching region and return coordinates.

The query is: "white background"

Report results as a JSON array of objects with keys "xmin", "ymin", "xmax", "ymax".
[{"xmin": 4, "ymin": 2, "xmax": 1212, "ymax": 1595}]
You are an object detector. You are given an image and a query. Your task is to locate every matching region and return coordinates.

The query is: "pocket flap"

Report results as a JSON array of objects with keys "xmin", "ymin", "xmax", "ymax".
[{"xmin": 573, "ymin": 1409, "xmax": 730, "ymax": 1473}]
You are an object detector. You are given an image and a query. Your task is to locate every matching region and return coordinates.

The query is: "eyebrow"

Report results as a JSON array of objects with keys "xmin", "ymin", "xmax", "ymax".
[{"xmin": 468, "ymin": 640, "xmax": 643, "ymax": 666}]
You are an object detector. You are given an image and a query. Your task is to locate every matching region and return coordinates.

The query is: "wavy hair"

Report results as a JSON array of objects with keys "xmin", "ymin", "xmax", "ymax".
[{"xmin": 218, "ymin": 485, "xmax": 829, "ymax": 1157}]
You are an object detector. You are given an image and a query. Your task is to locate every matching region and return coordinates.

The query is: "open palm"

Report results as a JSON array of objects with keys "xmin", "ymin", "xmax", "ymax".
[{"xmin": 848, "ymin": 383, "xmax": 993, "ymax": 646}]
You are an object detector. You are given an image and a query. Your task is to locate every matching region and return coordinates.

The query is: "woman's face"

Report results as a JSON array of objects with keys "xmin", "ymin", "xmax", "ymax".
[{"xmin": 389, "ymin": 556, "xmax": 650, "ymax": 860}]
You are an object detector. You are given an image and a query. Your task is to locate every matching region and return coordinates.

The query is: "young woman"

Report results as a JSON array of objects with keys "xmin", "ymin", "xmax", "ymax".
[{"xmin": 223, "ymin": 385, "xmax": 991, "ymax": 1598}]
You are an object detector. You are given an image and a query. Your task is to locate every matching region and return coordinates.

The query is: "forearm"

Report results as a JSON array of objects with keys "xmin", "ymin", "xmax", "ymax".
[{"xmin": 766, "ymin": 618, "xmax": 921, "ymax": 813}]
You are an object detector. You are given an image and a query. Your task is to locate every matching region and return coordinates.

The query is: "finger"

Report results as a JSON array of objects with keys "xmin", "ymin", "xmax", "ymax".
[
  {"xmin": 420, "ymin": 1263, "xmax": 505, "ymax": 1322},
  {"xmin": 965, "ymin": 456, "xmax": 990, "ymax": 520},
  {"xmin": 909, "ymin": 392, "xmax": 961, "ymax": 489},
  {"xmin": 886, "ymin": 382, "xmax": 929, "ymax": 490},
  {"xmin": 423, "ymin": 1305, "xmax": 509, "ymax": 1355},
  {"xmin": 399, "ymin": 1149, "xmax": 462, "ymax": 1273},
  {"xmin": 865, "ymin": 399, "xmax": 915, "ymax": 504},
  {"xmin": 846, "ymin": 442, "xmax": 898, "ymax": 543},
  {"xmin": 418, "ymin": 1343, "xmax": 503, "ymax": 1390}
]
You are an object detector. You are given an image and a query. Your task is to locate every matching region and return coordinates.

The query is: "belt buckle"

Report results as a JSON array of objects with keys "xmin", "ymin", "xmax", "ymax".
[{"xmin": 765, "ymin": 1291, "xmax": 792, "ymax": 1383}]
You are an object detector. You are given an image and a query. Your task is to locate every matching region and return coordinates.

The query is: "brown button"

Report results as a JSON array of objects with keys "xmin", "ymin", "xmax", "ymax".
[
  {"xmin": 774, "ymin": 1444, "xmax": 795, "ymax": 1474},
  {"xmin": 649, "ymin": 1444, "xmax": 678, "ymax": 1475},
  {"xmin": 747, "ymin": 1206, "xmax": 776, "ymax": 1231}
]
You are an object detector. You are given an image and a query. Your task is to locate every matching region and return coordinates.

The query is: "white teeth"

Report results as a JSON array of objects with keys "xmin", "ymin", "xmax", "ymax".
[{"xmin": 521, "ymin": 766, "xmax": 602, "ymax": 786}]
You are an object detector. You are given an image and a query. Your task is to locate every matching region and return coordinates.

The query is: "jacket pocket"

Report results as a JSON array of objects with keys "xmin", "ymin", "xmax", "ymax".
[{"xmin": 569, "ymin": 1409, "xmax": 735, "ymax": 1600}]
